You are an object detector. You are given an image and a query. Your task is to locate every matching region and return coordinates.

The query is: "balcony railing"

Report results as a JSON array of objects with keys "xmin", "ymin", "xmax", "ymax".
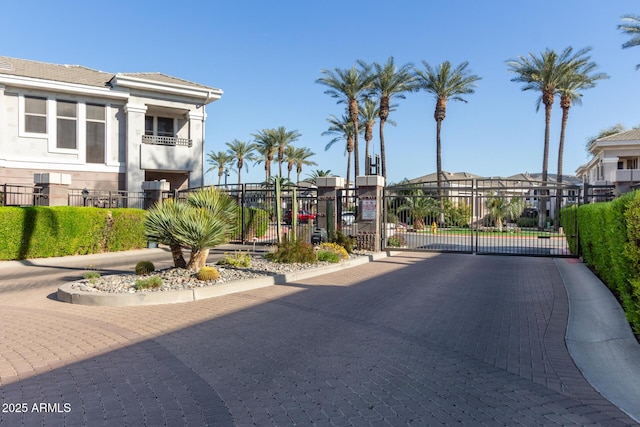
[
  {"xmin": 142, "ymin": 135, "xmax": 192, "ymax": 147},
  {"xmin": 615, "ymin": 169, "xmax": 640, "ymax": 183}
]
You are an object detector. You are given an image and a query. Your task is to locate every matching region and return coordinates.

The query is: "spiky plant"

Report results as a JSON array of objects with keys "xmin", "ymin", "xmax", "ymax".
[{"xmin": 144, "ymin": 199, "xmax": 188, "ymax": 268}]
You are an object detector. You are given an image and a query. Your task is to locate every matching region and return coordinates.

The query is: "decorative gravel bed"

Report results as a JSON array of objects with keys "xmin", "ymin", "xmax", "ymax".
[{"xmin": 69, "ymin": 254, "xmax": 366, "ymax": 294}]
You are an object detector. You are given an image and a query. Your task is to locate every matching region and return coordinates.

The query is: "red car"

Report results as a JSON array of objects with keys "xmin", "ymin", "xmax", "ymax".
[{"xmin": 284, "ymin": 210, "xmax": 316, "ymax": 224}]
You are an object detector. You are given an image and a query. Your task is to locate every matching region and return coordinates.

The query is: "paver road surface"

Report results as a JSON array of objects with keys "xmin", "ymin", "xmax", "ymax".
[{"xmin": 0, "ymin": 252, "xmax": 635, "ymax": 426}]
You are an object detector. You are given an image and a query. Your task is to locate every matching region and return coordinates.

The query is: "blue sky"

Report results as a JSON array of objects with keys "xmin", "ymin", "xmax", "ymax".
[{"xmin": 4, "ymin": 1, "xmax": 640, "ymax": 185}]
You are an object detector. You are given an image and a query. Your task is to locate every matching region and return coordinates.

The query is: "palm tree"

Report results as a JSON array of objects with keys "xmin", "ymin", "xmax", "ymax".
[
  {"xmin": 619, "ymin": 15, "xmax": 640, "ymax": 68},
  {"xmin": 293, "ymin": 147, "xmax": 317, "ymax": 183},
  {"xmin": 365, "ymin": 56, "xmax": 415, "ymax": 179},
  {"xmin": 206, "ymin": 151, "xmax": 234, "ymax": 186},
  {"xmin": 253, "ymin": 128, "xmax": 277, "ymax": 181},
  {"xmin": 271, "ymin": 126, "xmax": 302, "ymax": 178},
  {"xmin": 316, "ymin": 64, "xmax": 373, "ymax": 178},
  {"xmin": 507, "ymin": 47, "xmax": 587, "ymax": 228},
  {"xmin": 322, "ymin": 114, "xmax": 357, "ymax": 188},
  {"xmin": 397, "ymin": 193, "xmax": 439, "ymax": 231},
  {"xmin": 414, "ymin": 60, "xmax": 481, "ymax": 223},
  {"xmin": 486, "ymin": 193, "xmax": 524, "ymax": 232},
  {"xmin": 304, "ymin": 169, "xmax": 333, "ymax": 185},
  {"xmin": 226, "ymin": 139, "xmax": 256, "ymax": 186},
  {"xmin": 555, "ymin": 49, "xmax": 608, "ymax": 218}
]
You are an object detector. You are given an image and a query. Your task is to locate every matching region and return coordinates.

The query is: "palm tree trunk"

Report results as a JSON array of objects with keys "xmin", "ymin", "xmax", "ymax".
[
  {"xmin": 379, "ymin": 118, "xmax": 387, "ymax": 179},
  {"xmin": 555, "ymin": 102, "xmax": 570, "ymax": 228},
  {"xmin": 187, "ymin": 248, "xmax": 210, "ymax": 270},
  {"xmin": 436, "ymin": 119, "xmax": 445, "ymax": 225},
  {"xmin": 346, "ymin": 150, "xmax": 352, "ymax": 190},
  {"xmin": 349, "ymin": 100, "xmax": 360, "ymax": 178},
  {"xmin": 170, "ymin": 244, "xmax": 187, "ymax": 268},
  {"xmin": 540, "ymin": 99, "xmax": 553, "ymax": 229}
]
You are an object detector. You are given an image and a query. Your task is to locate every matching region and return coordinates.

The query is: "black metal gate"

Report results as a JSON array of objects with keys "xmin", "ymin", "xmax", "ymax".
[{"xmin": 383, "ymin": 179, "xmax": 581, "ymax": 257}]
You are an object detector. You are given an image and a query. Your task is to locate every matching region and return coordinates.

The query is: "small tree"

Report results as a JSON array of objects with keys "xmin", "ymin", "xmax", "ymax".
[{"xmin": 398, "ymin": 193, "xmax": 439, "ymax": 230}]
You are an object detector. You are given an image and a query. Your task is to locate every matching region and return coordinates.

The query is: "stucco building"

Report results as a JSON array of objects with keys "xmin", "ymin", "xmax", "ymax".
[{"xmin": 0, "ymin": 56, "xmax": 222, "ymax": 192}]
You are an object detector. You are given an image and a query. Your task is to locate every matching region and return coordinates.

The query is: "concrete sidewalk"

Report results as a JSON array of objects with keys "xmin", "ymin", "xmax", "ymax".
[{"xmin": 555, "ymin": 258, "xmax": 640, "ymax": 423}]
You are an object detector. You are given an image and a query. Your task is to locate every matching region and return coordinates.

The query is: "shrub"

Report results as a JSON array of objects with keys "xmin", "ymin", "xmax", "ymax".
[
  {"xmin": 135, "ymin": 276, "xmax": 162, "ymax": 290},
  {"xmin": 135, "ymin": 260, "xmax": 155, "ymax": 275},
  {"xmin": 330, "ymin": 230, "xmax": 355, "ymax": 254},
  {"xmin": 317, "ymin": 251, "xmax": 340, "ymax": 263},
  {"xmin": 516, "ymin": 217, "xmax": 538, "ymax": 228},
  {"xmin": 387, "ymin": 234, "xmax": 406, "ymax": 248},
  {"xmin": 196, "ymin": 266, "xmax": 220, "ymax": 281},
  {"xmin": 267, "ymin": 239, "xmax": 317, "ymax": 264},
  {"xmin": 0, "ymin": 206, "xmax": 146, "ymax": 260},
  {"xmin": 83, "ymin": 271, "xmax": 101, "ymax": 283},
  {"xmin": 317, "ymin": 242, "xmax": 349, "ymax": 260},
  {"xmin": 217, "ymin": 251, "xmax": 252, "ymax": 267}
]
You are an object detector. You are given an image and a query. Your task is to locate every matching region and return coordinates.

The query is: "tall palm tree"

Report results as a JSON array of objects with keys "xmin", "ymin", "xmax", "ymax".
[
  {"xmin": 507, "ymin": 47, "xmax": 586, "ymax": 228},
  {"xmin": 365, "ymin": 56, "xmax": 415, "ymax": 179},
  {"xmin": 359, "ymin": 99, "xmax": 396, "ymax": 175},
  {"xmin": 225, "ymin": 139, "xmax": 256, "ymax": 186},
  {"xmin": 322, "ymin": 114, "xmax": 357, "ymax": 188},
  {"xmin": 414, "ymin": 60, "xmax": 481, "ymax": 223},
  {"xmin": 253, "ymin": 128, "xmax": 277, "ymax": 181},
  {"xmin": 270, "ymin": 126, "xmax": 302, "ymax": 178},
  {"xmin": 206, "ymin": 150, "xmax": 234, "ymax": 186},
  {"xmin": 619, "ymin": 15, "xmax": 640, "ymax": 69},
  {"xmin": 294, "ymin": 147, "xmax": 317, "ymax": 183},
  {"xmin": 316, "ymin": 64, "xmax": 373, "ymax": 178},
  {"xmin": 555, "ymin": 49, "xmax": 608, "ymax": 218}
]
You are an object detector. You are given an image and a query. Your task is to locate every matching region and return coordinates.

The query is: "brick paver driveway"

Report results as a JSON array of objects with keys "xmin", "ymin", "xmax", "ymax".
[{"xmin": 0, "ymin": 252, "xmax": 635, "ymax": 426}]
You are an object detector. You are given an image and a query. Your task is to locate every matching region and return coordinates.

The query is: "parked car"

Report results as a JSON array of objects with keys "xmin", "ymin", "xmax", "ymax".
[{"xmin": 284, "ymin": 210, "xmax": 316, "ymax": 225}]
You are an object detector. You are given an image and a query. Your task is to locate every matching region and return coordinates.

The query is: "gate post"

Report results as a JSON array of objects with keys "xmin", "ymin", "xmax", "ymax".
[
  {"xmin": 316, "ymin": 177, "xmax": 344, "ymax": 238},
  {"xmin": 34, "ymin": 173, "xmax": 71, "ymax": 206},
  {"xmin": 355, "ymin": 175, "xmax": 385, "ymax": 252},
  {"xmin": 142, "ymin": 180, "xmax": 170, "ymax": 209}
]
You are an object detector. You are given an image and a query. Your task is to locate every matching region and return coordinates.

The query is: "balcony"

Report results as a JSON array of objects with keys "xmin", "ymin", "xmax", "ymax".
[
  {"xmin": 140, "ymin": 135, "xmax": 195, "ymax": 172},
  {"xmin": 142, "ymin": 135, "xmax": 192, "ymax": 147},
  {"xmin": 615, "ymin": 169, "xmax": 640, "ymax": 183}
]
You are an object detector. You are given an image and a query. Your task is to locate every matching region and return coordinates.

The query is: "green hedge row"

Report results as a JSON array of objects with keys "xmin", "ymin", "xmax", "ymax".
[
  {"xmin": 561, "ymin": 192, "xmax": 640, "ymax": 332},
  {"xmin": 0, "ymin": 206, "xmax": 147, "ymax": 260}
]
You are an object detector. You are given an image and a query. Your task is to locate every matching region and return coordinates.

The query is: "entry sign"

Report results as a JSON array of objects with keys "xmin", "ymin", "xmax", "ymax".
[{"xmin": 361, "ymin": 200, "xmax": 377, "ymax": 220}]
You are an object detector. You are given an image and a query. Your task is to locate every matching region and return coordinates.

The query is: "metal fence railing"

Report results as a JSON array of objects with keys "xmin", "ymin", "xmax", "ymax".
[
  {"xmin": 68, "ymin": 189, "xmax": 148, "ymax": 209},
  {"xmin": 1, "ymin": 184, "xmax": 48, "ymax": 206}
]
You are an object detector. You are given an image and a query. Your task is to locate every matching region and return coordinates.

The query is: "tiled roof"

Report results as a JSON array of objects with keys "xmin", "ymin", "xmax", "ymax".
[
  {"xmin": 0, "ymin": 56, "xmax": 112, "ymax": 87},
  {"xmin": 597, "ymin": 129, "xmax": 640, "ymax": 142},
  {"xmin": 0, "ymin": 56, "xmax": 219, "ymax": 91}
]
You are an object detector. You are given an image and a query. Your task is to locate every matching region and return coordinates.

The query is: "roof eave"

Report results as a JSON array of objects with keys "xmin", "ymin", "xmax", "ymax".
[{"xmin": 110, "ymin": 74, "xmax": 222, "ymax": 104}]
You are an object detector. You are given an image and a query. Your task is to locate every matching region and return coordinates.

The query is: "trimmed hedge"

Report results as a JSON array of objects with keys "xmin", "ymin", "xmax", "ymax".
[
  {"xmin": 233, "ymin": 207, "xmax": 269, "ymax": 240},
  {"xmin": 0, "ymin": 206, "xmax": 147, "ymax": 260},
  {"xmin": 564, "ymin": 192, "xmax": 640, "ymax": 332}
]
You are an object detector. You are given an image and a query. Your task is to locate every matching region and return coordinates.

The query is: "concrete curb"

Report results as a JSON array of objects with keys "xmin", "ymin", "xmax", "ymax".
[
  {"xmin": 554, "ymin": 258, "xmax": 640, "ymax": 423},
  {"xmin": 57, "ymin": 252, "xmax": 391, "ymax": 307}
]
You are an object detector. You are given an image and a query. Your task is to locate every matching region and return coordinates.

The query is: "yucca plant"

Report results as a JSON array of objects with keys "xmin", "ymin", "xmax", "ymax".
[{"xmin": 144, "ymin": 188, "xmax": 238, "ymax": 270}]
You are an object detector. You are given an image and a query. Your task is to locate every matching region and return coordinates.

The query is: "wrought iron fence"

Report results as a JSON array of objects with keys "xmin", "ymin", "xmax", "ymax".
[
  {"xmin": 0, "ymin": 184, "xmax": 48, "ymax": 206},
  {"xmin": 382, "ymin": 179, "xmax": 580, "ymax": 256},
  {"xmin": 68, "ymin": 189, "xmax": 148, "ymax": 209}
]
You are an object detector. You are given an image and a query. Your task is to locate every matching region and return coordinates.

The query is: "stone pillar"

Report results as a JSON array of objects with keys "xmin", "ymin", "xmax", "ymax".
[
  {"xmin": 142, "ymin": 179, "xmax": 170, "ymax": 209},
  {"xmin": 316, "ymin": 176, "xmax": 344, "ymax": 237},
  {"xmin": 187, "ymin": 109, "xmax": 206, "ymax": 188},
  {"xmin": 34, "ymin": 173, "xmax": 71, "ymax": 206},
  {"xmin": 124, "ymin": 103, "xmax": 147, "ymax": 192},
  {"xmin": 355, "ymin": 175, "xmax": 385, "ymax": 252}
]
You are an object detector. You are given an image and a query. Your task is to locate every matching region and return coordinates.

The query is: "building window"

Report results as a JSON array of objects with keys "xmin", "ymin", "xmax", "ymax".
[
  {"xmin": 629, "ymin": 158, "xmax": 638, "ymax": 170},
  {"xmin": 618, "ymin": 161, "xmax": 624, "ymax": 170},
  {"xmin": 86, "ymin": 104, "xmax": 105, "ymax": 164},
  {"xmin": 25, "ymin": 96, "xmax": 47, "ymax": 133},
  {"xmin": 145, "ymin": 116, "xmax": 175, "ymax": 137},
  {"xmin": 56, "ymin": 100, "xmax": 77, "ymax": 149}
]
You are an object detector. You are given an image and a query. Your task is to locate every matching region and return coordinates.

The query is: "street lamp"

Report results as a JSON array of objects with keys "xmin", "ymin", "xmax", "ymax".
[{"xmin": 81, "ymin": 188, "xmax": 89, "ymax": 207}]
